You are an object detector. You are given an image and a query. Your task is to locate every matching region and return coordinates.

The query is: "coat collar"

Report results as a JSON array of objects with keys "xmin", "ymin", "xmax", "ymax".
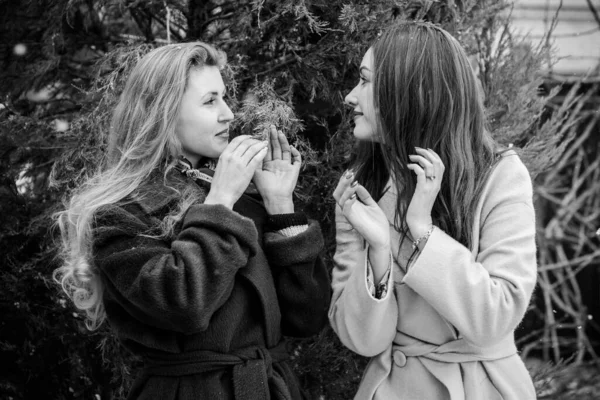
[{"xmin": 131, "ymin": 168, "xmax": 205, "ymax": 216}]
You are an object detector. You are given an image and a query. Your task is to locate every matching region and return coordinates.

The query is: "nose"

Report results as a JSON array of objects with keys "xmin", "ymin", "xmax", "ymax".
[
  {"xmin": 218, "ymin": 101, "xmax": 235, "ymax": 123},
  {"xmin": 345, "ymin": 86, "xmax": 358, "ymax": 107}
]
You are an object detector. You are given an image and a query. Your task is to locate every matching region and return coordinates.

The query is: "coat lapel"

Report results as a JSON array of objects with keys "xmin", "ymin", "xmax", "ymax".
[{"xmin": 233, "ymin": 193, "xmax": 282, "ymax": 345}]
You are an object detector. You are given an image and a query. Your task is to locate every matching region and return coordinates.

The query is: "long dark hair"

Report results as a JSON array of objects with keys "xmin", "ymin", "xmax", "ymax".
[{"xmin": 353, "ymin": 21, "xmax": 498, "ymax": 249}]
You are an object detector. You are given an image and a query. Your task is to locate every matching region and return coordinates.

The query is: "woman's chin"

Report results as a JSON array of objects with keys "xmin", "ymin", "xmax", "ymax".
[{"xmin": 353, "ymin": 129, "xmax": 379, "ymax": 142}]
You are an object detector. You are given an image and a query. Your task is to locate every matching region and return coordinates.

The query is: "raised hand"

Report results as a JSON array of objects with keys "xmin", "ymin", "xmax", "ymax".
[
  {"xmin": 406, "ymin": 147, "xmax": 445, "ymax": 240},
  {"xmin": 253, "ymin": 125, "xmax": 301, "ymax": 214},
  {"xmin": 204, "ymin": 135, "xmax": 268, "ymax": 209},
  {"xmin": 333, "ymin": 170, "xmax": 390, "ymax": 251}
]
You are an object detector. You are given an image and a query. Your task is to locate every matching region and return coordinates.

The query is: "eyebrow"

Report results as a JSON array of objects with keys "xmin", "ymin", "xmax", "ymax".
[{"xmin": 202, "ymin": 89, "xmax": 226, "ymax": 99}]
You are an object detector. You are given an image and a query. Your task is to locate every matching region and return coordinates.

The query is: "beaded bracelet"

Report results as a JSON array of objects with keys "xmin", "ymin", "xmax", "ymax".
[{"xmin": 412, "ymin": 225, "xmax": 435, "ymax": 250}]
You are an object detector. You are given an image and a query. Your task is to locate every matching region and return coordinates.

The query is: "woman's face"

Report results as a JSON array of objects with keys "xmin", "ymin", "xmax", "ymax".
[
  {"xmin": 176, "ymin": 66, "xmax": 234, "ymax": 166},
  {"xmin": 345, "ymin": 48, "xmax": 379, "ymax": 142}
]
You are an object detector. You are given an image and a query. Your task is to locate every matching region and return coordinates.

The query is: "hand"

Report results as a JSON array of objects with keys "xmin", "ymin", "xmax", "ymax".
[
  {"xmin": 204, "ymin": 135, "xmax": 268, "ymax": 209},
  {"xmin": 406, "ymin": 147, "xmax": 445, "ymax": 239},
  {"xmin": 333, "ymin": 170, "xmax": 390, "ymax": 251},
  {"xmin": 253, "ymin": 125, "xmax": 301, "ymax": 214}
]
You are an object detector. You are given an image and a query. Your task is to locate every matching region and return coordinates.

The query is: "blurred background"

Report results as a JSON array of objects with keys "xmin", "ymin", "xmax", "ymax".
[{"xmin": 1, "ymin": 0, "xmax": 599, "ymax": 399}]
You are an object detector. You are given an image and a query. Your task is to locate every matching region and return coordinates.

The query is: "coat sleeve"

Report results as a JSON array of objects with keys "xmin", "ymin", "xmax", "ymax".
[
  {"xmin": 93, "ymin": 203, "xmax": 260, "ymax": 334},
  {"xmin": 402, "ymin": 157, "xmax": 538, "ymax": 347},
  {"xmin": 262, "ymin": 220, "xmax": 331, "ymax": 338},
  {"xmin": 328, "ymin": 206, "xmax": 398, "ymax": 357}
]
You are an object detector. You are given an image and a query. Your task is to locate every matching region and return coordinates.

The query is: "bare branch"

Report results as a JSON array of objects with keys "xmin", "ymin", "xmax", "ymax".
[{"xmin": 586, "ymin": 0, "xmax": 600, "ymax": 28}]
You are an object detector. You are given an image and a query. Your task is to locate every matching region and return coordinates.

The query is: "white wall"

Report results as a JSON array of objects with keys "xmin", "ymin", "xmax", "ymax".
[{"xmin": 511, "ymin": 0, "xmax": 600, "ymax": 80}]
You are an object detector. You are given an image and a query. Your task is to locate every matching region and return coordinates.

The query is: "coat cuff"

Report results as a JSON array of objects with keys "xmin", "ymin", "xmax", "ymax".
[
  {"xmin": 263, "ymin": 220, "xmax": 324, "ymax": 266},
  {"xmin": 366, "ymin": 250, "xmax": 393, "ymax": 300},
  {"xmin": 265, "ymin": 212, "xmax": 308, "ymax": 231},
  {"xmin": 402, "ymin": 227, "xmax": 465, "ymax": 295},
  {"xmin": 346, "ymin": 247, "xmax": 394, "ymax": 305}
]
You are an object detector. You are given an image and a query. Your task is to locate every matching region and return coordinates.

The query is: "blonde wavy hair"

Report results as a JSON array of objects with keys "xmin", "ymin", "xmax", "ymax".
[{"xmin": 53, "ymin": 42, "xmax": 227, "ymax": 330}]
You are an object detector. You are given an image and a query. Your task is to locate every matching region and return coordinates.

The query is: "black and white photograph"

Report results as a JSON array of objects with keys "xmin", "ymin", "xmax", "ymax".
[{"xmin": 1, "ymin": 0, "xmax": 599, "ymax": 399}]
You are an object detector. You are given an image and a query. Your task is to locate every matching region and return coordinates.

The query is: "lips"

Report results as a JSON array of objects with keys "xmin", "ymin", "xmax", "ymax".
[
  {"xmin": 353, "ymin": 111, "xmax": 363, "ymax": 119},
  {"xmin": 215, "ymin": 128, "xmax": 229, "ymax": 138}
]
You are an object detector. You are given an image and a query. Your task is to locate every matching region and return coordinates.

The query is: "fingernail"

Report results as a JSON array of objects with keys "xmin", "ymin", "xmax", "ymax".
[
  {"xmin": 350, "ymin": 193, "xmax": 356, "ymax": 200},
  {"xmin": 346, "ymin": 171, "xmax": 354, "ymax": 179},
  {"xmin": 351, "ymin": 181, "xmax": 358, "ymax": 187}
]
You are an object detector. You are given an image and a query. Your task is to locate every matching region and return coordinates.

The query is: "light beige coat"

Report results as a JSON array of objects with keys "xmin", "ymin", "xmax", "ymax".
[{"xmin": 329, "ymin": 151, "xmax": 537, "ymax": 400}]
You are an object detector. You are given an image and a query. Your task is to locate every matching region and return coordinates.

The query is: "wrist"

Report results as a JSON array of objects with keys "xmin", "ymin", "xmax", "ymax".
[
  {"xmin": 408, "ymin": 220, "xmax": 433, "ymax": 241},
  {"xmin": 204, "ymin": 191, "xmax": 235, "ymax": 209},
  {"xmin": 410, "ymin": 224, "xmax": 435, "ymax": 250},
  {"xmin": 263, "ymin": 198, "xmax": 294, "ymax": 214},
  {"xmin": 369, "ymin": 242, "xmax": 390, "ymax": 253},
  {"xmin": 368, "ymin": 246, "xmax": 391, "ymax": 282}
]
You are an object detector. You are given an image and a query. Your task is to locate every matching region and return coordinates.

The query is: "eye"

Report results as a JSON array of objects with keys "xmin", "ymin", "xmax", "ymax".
[
  {"xmin": 359, "ymin": 76, "xmax": 368, "ymax": 86},
  {"xmin": 204, "ymin": 97, "xmax": 216, "ymax": 105}
]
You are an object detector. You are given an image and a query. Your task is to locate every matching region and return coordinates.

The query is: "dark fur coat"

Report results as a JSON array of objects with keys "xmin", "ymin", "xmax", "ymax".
[{"xmin": 92, "ymin": 173, "xmax": 330, "ymax": 399}]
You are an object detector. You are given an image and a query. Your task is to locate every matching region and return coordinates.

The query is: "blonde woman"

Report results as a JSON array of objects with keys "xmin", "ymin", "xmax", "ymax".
[
  {"xmin": 329, "ymin": 22, "xmax": 537, "ymax": 399},
  {"xmin": 54, "ymin": 42, "xmax": 330, "ymax": 400}
]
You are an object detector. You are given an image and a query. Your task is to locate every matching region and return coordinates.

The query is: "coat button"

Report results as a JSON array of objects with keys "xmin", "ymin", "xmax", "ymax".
[{"xmin": 393, "ymin": 350, "xmax": 407, "ymax": 367}]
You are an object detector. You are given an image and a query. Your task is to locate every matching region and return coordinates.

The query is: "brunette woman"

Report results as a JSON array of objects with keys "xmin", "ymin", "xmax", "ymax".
[{"xmin": 329, "ymin": 22, "xmax": 537, "ymax": 400}]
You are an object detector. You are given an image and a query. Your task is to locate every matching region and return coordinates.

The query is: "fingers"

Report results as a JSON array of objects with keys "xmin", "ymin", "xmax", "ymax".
[
  {"xmin": 233, "ymin": 139, "xmax": 268, "ymax": 165},
  {"xmin": 339, "ymin": 182, "xmax": 376, "ymax": 207},
  {"xmin": 269, "ymin": 125, "xmax": 282, "ymax": 160},
  {"xmin": 406, "ymin": 162, "xmax": 427, "ymax": 185},
  {"xmin": 290, "ymin": 146, "xmax": 301, "ymax": 167},
  {"xmin": 267, "ymin": 125, "xmax": 291, "ymax": 162},
  {"xmin": 408, "ymin": 147, "xmax": 444, "ymax": 184},
  {"xmin": 408, "ymin": 154, "xmax": 434, "ymax": 179},
  {"xmin": 338, "ymin": 179, "xmax": 359, "ymax": 207},
  {"xmin": 341, "ymin": 190, "xmax": 359, "ymax": 213},
  {"xmin": 278, "ymin": 131, "xmax": 292, "ymax": 162},
  {"xmin": 247, "ymin": 145, "xmax": 269, "ymax": 169},
  {"xmin": 333, "ymin": 169, "xmax": 355, "ymax": 202},
  {"xmin": 425, "ymin": 147, "xmax": 445, "ymax": 179},
  {"xmin": 222, "ymin": 135, "xmax": 252, "ymax": 156},
  {"xmin": 265, "ymin": 128, "xmax": 273, "ymax": 162},
  {"xmin": 354, "ymin": 185, "xmax": 377, "ymax": 206}
]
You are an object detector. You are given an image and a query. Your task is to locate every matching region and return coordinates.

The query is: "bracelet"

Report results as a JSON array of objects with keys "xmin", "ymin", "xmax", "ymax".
[{"xmin": 412, "ymin": 225, "xmax": 435, "ymax": 250}]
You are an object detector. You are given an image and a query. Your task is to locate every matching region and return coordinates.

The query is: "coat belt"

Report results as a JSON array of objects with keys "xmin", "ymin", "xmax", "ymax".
[
  {"xmin": 392, "ymin": 331, "xmax": 517, "ymax": 366},
  {"xmin": 142, "ymin": 341, "xmax": 290, "ymax": 400}
]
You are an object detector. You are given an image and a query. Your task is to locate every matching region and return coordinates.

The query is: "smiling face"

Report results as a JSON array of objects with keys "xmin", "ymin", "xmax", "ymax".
[
  {"xmin": 176, "ymin": 66, "xmax": 234, "ymax": 166},
  {"xmin": 345, "ymin": 48, "xmax": 379, "ymax": 142}
]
